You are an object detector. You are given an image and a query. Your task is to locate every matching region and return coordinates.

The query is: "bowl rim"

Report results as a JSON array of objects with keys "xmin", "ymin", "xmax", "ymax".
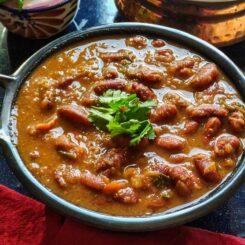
[
  {"xmin": 1, "ymin": 22, "xmax": 245, "ymax": 231},
  {"xmin": 0, "ymin": 0, "xmax": 75, "ymax": 13}
]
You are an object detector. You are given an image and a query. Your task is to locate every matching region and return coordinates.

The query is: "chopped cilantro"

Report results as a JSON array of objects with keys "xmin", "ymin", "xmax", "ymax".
[
  {"xmin": 99, "ymin": 90, "xmax": 130, "ymax": 105},
  {"xmin": 88, "ymin": 89, "xmax": 156, "ymax": 146},
  {"xmin": 89, "ymin": 107, "xmax": 113, "ymax": 130}
]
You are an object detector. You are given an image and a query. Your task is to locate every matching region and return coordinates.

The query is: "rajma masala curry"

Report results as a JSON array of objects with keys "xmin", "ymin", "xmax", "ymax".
[{"xmin": 12, "ymin": 36, "xmax": 245, "ymax": 216}]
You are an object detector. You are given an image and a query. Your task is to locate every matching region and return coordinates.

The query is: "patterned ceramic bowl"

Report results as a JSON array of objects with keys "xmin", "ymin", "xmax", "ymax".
[{"xmin": 0, "ymin": 0, "xmax": 79, "ymax": 39}]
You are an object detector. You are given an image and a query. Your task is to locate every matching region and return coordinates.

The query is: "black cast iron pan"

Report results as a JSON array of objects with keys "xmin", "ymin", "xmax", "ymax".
[{"xmin": 0, "ymin": 23, "xmax": 244, "ymax": 231}]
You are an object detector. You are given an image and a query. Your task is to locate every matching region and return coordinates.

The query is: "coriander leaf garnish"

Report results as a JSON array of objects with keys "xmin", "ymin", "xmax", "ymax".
[
  {"xmin": 99, "ymin": 89, "xmax": 130, "ymax": 105},
  {"xmin": 129, "ymin": 120, "xmax": 154, "ymax": 146},
  {"xmin": 89, "ymin": 107, "xmax": 113, "ymax": 130},
  {"xmin": 18, "ymin": 0, "xmax": 24, "ymax": 10},
  {"xmin": 89, "ymin": 89, "xmax": 156, "ymax": 146},
  {"xmin": 107, "ymin": 119, "xmax": 142, "ymax": 137}
]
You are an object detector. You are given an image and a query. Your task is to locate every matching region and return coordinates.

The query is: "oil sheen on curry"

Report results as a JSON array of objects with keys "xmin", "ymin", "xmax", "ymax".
[{"xmin": 13, "ymin": 36, "xmax": 245, "ymax": 216}]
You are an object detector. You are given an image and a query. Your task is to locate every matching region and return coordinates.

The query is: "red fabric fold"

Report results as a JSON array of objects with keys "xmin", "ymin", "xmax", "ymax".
[{"xmin": 0, "ymin": 184, "xmax": 244, "ymax": 245}]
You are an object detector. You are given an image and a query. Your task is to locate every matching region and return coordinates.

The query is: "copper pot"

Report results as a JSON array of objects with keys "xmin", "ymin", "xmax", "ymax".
[{"xmin": 115, "ymin": 0, "xmax": 245, "ymax": 47}]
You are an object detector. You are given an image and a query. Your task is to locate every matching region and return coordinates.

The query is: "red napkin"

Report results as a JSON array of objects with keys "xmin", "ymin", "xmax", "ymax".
[{"xmin": 0, "ymin": 184, "xmax": 244, "ymax": 245}]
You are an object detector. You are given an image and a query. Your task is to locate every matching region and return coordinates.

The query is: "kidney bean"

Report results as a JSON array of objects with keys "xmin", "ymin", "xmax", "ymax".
[
  {"xmin": 93, "ymin": 80, "xmax": 126, "ymax": 95},
  {"xmin": 150, "ymin": 104, "xmax": 178, "ymax": 123},
  {"xmin": 100, "ymin": 49, "xmax": 135, "ymax": 62},
  {"xmin": 128, "ymin": 65, "xmax": 164, "ymax": 84},
  {"xmin": 127, "ymin": 82, "xmax": 156, "ymax": 101},
  {"xmin": 192, "ymin": 63, "xmax": 219, "ymax": 90},
  {"xmin": 193, "ymin": 154, "xmax": 221, "ymax": 183},
  {"xmin": 80, "ymin": 96, "xmax": 98, "ymax": 107},
  {"xmin": 228, "ymin": 111, "xmax": 245, "ymax": 133},
  {"xmin": 55, "ymin": 135, "xmax": 73, "ymax": 151},
  {"xmin": 187, "ymin": 104, "xmax": 228, "ymax": 118},
  {"xmin": 94, "ymin": 80, "xmax": 156, "ymax": 101},
  {"xmin": 155, "ymin": 49, "xmax": 175, "ymax": 63},
  {"xmin": 214, "ymin": 135, "xmax": 241, "ymax": 157},
  {"xmin": 204, "ymin": 117, "xmax": 221, "ymax": 137},
  {"xmin": 155, "ymin": 135, "xmax": 185, "ymax": 152},
  {"xmin": 151, "ymin": 39, "xmax": 166, "ymax": 48},
  {"xmin": 58, "ymin": 77, "xmax": 74, "ymax": 89},
  {"xmin": 171, "ymin": 57, "xmax": 195, "ymax": 74},
  {"xmin": 96, "ymin": 148, "xmax": 127, "ymax": 176},
  {"xmin": 152, "ymin": 164, "xmax": 200, "ymax": 196},
  {"xmin": 183, "ymin": 120, "xmax": 199, "ymax": 135},
  {"xmin": 126, "ymin": 36, "xmax": 147, "ymax": 49},
  {"xmin": 58, "ymin": 105, "xmax": 91, "ymax": 127}
]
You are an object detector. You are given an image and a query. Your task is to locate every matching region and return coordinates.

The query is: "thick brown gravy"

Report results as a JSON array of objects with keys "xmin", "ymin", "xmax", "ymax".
[{"xmin": 12, "ymin": 36, "xmax": 245, "ymax": 216}]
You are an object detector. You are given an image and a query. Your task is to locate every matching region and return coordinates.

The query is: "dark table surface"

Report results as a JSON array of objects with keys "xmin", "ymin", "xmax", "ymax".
[{"xmin": 0, "ymin": 0, "xmax": 244, "ymax": 237}]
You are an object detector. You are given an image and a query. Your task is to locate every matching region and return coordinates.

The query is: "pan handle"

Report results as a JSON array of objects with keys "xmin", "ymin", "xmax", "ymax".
[
  {"xmin": 0, "ymin": 73, "xmax": 17, "ymax": 142},
  {"xmin": 0, "ymin": 74, "xmax": 17, "ymax": 87}
]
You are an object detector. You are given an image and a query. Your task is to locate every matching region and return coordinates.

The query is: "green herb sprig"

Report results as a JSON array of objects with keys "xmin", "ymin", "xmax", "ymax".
[{"xmin": 89, "ymin": 90, "xmax": 156, "ymax": 146}]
